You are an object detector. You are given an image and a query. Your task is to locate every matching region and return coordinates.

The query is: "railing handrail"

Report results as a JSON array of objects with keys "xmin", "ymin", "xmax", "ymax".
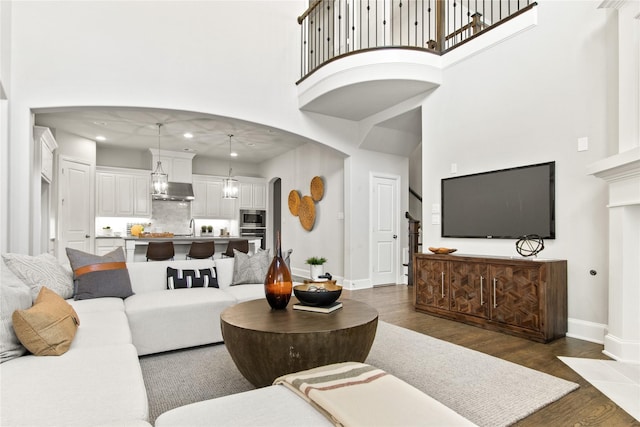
[
  {"xmin": 297, "ymin": 0, "xmax": 537, "ymax": 81},
  {"xmin": 297, "ymin": 0, "xmax": 323, "ymax": 25}
]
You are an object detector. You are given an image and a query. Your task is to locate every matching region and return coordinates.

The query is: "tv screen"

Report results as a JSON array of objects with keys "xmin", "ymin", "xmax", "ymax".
[{"xmin": 441, "ymin": 161, "xmax": 555, "ymax": 239}]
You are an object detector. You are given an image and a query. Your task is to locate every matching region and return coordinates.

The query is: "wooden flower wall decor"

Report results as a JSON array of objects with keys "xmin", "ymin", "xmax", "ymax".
[{"xmin": 288, "ymin": 176, "xmax": 324, "ymax": 231}]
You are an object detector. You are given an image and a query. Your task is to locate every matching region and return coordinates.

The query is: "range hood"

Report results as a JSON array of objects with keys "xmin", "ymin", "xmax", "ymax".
[{"xmin": 152, "ymin": 182, "xmax": 195, "ymax": 201}]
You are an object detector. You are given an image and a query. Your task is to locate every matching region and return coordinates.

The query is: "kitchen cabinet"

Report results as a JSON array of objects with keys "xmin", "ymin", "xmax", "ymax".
[
  {"xmin": 34, "ymin": 126, "xmax": 58, "ymax": 183},
  {"xmin": 95, "ymin": 238, "xmax": 125, "ymax": 256},
  {"xmin": 192, "ymin": 175, "xmax": 237, "ymax": 219},
  {"xmin": 414, "ymin": 253, "xmax": 567, "ymax": 342},
  {"xmin": 239, "ymin": 179, "xmax": 266, "ymax": 210},
  {"xmin": 96, "ymin": 167, "xmax": 151, "ymax": 217},
  {"xmin": 149, "ymin": 149, "xmax": 195, "ymax": 183}
]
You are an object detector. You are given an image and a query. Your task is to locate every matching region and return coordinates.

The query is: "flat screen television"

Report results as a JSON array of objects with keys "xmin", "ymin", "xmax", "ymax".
[{"xmin": 441, "ymin": 161, "xmax": 555, "ymax": 239}]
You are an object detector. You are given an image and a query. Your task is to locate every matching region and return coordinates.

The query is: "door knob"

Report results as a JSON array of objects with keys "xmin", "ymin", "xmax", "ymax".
[
  {"xmin": 393, "ymin": 234, "xmax": 397, "ymax": 239},
  {"xmin": 85, "ymin": 235, "xmax": 91, "ymax": 238}
]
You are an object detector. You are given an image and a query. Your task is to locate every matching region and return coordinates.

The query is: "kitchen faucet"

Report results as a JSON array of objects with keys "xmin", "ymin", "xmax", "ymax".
[{"xmin": 189, "ymin": 218, "xmax": 195, "ymax": 237}]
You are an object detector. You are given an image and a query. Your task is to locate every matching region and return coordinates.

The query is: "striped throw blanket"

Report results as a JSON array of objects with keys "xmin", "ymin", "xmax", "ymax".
[{"xmin": 274, "ymin": 362, "xmax": 477, "ymax": 427}]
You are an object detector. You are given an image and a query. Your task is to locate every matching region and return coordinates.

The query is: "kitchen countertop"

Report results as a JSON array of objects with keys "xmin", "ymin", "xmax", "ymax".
[{"xmin": 124, "ymin": 235, "xmax": 246, "ymax": 242}]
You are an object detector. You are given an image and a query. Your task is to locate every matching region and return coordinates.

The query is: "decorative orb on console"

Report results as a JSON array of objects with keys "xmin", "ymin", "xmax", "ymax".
[{"xmin": 515, "ymin": 234, "xmax": 545, "ymax": 257}]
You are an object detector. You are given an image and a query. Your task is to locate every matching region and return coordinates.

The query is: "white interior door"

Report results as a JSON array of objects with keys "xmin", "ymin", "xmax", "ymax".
[
  {"xmin": 57, "ymin": 157, "xmax": 93, "ymax": 262},
  {"xmin": 370, "ymin": 173, "xmax": 400, "ymax": 286}
]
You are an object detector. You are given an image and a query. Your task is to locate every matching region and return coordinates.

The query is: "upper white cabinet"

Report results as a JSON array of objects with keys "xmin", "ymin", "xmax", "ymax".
[
  {"xmin": 239, "ymin": 179, "xmax": 267, "ymax": 210},
  {"xmin": 96, "ymin": 167, "xmax": 151, "ymax": 217},
  {"xmin": 34, "ymin": 126, "xmax": 58, "ymax": 183},
  {"xmin": 192, "ymin": 175, "xmax": 237, "ymax": 219},
  {"xmin": 149, "ymin": 149, "xmax": 195, "ymax": 183}
]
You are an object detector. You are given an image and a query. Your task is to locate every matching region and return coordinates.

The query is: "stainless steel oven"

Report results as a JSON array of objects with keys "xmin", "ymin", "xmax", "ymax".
[
  {"xmin": 240, "ymin": 210, "xmax": 266, "ymax": 228},
  {"xmin": 240, "ymin": 227, "xmax": 266, "ymax": 249}
]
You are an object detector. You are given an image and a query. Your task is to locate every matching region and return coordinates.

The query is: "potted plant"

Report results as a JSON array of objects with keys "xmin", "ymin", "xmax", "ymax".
[
  {"xmin": 207, "ymin": 225, "xmax": 213, "ymax": 233},
  {"xmin": 201, "ymin": 225, "xmax": 207, "ymax": 234},
  {"xmin": 102, "ymin": 226, "xmax": 112, "ymax": 236},
  {"xmin": 305, "ymin": 256, "xmax": 327, "ymax": 280}
]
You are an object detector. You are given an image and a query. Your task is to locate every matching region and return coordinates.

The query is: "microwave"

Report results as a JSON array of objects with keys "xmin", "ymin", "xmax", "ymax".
[{"xmin": 240, "ymin": 210, "xmax": 266, "ymax": 228}]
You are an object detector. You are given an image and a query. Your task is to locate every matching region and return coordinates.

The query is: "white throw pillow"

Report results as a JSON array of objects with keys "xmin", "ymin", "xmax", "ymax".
[
  {"xmin": 2, "ymin": 253, "xmax": 74, "ymax": 300},
  {"xmin": 0, "ymin": 264, "xmax": 33, "ymax": 362}
]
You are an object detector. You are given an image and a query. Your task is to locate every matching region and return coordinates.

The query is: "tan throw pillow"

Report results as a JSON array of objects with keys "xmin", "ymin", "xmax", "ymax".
[{"xmin": 12, "ymin": 287, "xmax": 80, "ymax": 356}]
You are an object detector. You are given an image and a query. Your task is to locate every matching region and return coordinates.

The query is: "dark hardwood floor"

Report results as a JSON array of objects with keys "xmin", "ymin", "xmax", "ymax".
[{"xmin": 343, "ymin": 284, "xmax": 639, "ymax": 427}]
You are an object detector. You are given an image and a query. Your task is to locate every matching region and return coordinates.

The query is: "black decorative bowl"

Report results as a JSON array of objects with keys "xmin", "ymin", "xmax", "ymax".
[{"xmin": 293, "ymin": 281, "xmax": 342, "ymax": 307}]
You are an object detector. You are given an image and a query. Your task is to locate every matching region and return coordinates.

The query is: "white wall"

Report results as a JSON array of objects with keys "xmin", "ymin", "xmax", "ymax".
[
  {"xmin": 0, "ymin": 0, "xmax": 10, "ymax": 252},
  {"xmin": 345, "ymin": 149, "xmax": 409, "ymax": 288},
  {"xmin": 7, "ymin": 0, "xmax": 360, "ymax": 254},
  {"xmin": 421, "ymin": 0, "xmax": 614, "ymax": 341},
  {"xmin": 262, "ymin": 142, "xmax": 346, "ymax": 279}
]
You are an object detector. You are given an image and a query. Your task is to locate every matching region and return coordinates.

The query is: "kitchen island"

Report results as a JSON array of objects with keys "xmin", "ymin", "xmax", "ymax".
[{"xmin": 123, "ymin": 236, "xmax": 262, "ymax": 262}]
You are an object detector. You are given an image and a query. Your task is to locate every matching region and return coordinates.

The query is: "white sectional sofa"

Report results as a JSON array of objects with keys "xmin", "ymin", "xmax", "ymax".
[{"xmin": 0, "ymin": 256, "xmax": 266, "ymax": 427}]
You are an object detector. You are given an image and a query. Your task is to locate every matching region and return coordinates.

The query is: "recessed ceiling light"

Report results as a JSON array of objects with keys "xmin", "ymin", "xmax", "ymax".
[
  {"xmin": 96, "ymin": 135, "xmax": 106, "ymax": 141},
  {"xmin": 247, "ymin": 142, "xmax": 255, "ymax": 147},
  {"xmin": 93, "ymin": 121, "xmax": 108, "ymax": 126},
  {"xmin": 183, "ymin": 132, "xmax": 193, "ymax": 139},
  {"xmin": 230, "ymin": 152, "xmax": 238, "ymax": 157},
  {"xmin": 183, "ymin": 148, "xmax": 196, "ymax": 153}
]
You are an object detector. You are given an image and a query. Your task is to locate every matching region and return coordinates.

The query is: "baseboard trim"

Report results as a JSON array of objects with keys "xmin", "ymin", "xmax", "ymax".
[
  {"xmin": 342, "ymin": 278, "xmax": 371, "ymax": 290},
  {"xmin": 603, "ymin": 334, "xmax": 640, "ymax": 363},
  {"xmin": 566, "ymin": 318, "xmax": 606, "ymax": 344}
]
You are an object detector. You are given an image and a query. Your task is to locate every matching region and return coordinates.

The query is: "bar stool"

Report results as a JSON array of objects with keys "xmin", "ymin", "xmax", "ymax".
[
  {"xmin": 222, "ymin": 239, "xmax": 249, "ymax": 258},
  {"xmin": 146, "ymin": 241, "xmax": 175, "ymax": 261},
  {"xmin": 186, "ymin": 241, "xmax": 215, "ymax": 260}
]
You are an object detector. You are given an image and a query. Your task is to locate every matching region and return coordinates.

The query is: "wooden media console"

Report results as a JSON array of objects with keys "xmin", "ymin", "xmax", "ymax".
[{"xmin": 413, "ymin": 253, "xmax": 567, "ymax": 343}]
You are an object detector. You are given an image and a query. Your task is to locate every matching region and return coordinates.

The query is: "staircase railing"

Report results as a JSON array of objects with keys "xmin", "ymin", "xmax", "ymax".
[
  {"xmin": 405, "ymin": 211, "xmax": 421, "ymax": 286},
  {"xmin": 297, "ymin": 0, "xmax": 537, "ymax": 81}
]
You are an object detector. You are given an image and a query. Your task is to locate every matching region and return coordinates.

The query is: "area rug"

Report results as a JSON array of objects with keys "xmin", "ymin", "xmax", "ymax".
[{"xmin": 139, "ymin": 321, "xmax": 578, "ymax": 426}]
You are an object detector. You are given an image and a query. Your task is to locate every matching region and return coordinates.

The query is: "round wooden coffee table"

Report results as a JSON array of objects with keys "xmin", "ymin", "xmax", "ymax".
[{"xmin": 220, "ymin": 298, "xmax": 379, "ymax": 387}]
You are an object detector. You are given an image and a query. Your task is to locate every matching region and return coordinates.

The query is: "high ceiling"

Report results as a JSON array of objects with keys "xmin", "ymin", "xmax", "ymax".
[{"xmin": 34, "ymin": 107, "xmax": 314, "ymax": 164}]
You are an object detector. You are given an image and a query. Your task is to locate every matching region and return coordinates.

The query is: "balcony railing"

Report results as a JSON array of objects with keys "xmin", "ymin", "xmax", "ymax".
[{"xmin": 297, "ymin": 0, "xmax": 536, "ymax": 81}]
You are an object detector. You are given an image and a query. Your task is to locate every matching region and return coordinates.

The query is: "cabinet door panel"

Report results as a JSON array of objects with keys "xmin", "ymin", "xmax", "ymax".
[
  {"xmin": 414, "ymin": 258, "xmax": 449, "ymax": 309},
  {"xmin": 115, "ymin": 175, "xmax": 134, "ymax": 216},
  {"xmin": 253, "ymin": 183, "xmax": 266, "ymax": 209},
  {"xmin": 206, "ymin": 182, "xmax": 222, "ymax": 217},
  {"xmin": 450, "ymin": 261, "xmax": 488, "ymax": 318},
  {"xmin": 134, "ymin": 175, "xmax": 151, "ymax": 216},
  {"xmin": 96, "ymin": 173, "xmax": 116, "ymax": 216},
  {"xmin": 490, "ymin": 265, "xmax": 541, "ymax": 330},
  {"xmin": 192, "ymin": 180, "xmax": 207, "ymax": 217}
]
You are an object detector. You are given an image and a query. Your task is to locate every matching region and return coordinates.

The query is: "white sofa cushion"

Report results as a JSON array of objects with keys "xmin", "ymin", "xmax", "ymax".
[
  {"xmin": 155, "ymin": 385, "xmax": 331, "ymax": 427},
  {"xmin": 0, "ymin": 344, "xmax": 148, "ymax": 427},
  {"xmin": 223, "ymin": 284, "xmax": 266, "ymax": 303},
  {"xmin": 125, "ymin": 288, "xmax": 236, "ymax": 355},
  {"xmin": 70, "ymin": 311, "xmax": 132, "ymax": 350},
  {"xmin": 127, "ymin": 259, "xmax": 220, "ymax": 294},
  {"xmin": 67, "ymin": 297, "xmax": 125, "ymax": 314}
]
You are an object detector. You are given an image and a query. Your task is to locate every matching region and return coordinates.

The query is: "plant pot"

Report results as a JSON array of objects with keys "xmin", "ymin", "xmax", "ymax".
[{"xmin": 309, "ymin": 264, "xmax": 324, "ymax": 281}]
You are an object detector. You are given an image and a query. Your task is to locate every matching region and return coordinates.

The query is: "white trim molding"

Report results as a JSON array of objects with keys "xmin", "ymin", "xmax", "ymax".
[{"xmin": 567, "ymin": 318, "xmax": 607, "ymax": 345}]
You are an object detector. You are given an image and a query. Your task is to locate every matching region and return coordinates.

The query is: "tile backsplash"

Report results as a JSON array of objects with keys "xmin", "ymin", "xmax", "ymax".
[{"xmin": 150, "ymin": 201, "xmax": 191, "ymax": 234}]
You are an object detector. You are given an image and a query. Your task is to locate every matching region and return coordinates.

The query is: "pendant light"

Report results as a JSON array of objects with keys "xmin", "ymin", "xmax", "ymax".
[
  {"xmin": 151, "ymin": 123, "xmax": 168, "ymax": 196},
  {"xmin": 222, "ymin": 134, "xmax": 238, "ymax": 199}
]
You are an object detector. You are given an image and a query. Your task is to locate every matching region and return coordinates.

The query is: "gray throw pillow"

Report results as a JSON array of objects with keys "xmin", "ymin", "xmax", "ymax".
[
  {"xmin": 2, "ymin": 252, "xmax": 74, "ymax": 300},
  {"xmin": 0, "ymin": 265, "xmax": 32, "ymax": 363},
  {"xmin": 66, "ymin": 247, "xmax": 134, "ymax": 300},
  {"xmin": 232, "ymin": 248, "xmax": 271, "ymax": 285}
]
